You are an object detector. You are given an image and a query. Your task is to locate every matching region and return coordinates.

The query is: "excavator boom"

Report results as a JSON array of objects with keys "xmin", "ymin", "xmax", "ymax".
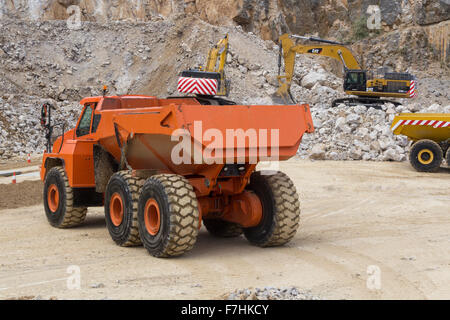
[
  {"xmin": 279, "ymin": 33, "xmax": 361, "ymax": 74},
  {"xmin": 205, "ymin": 34, "xmax": 229, "ymax": 74}
]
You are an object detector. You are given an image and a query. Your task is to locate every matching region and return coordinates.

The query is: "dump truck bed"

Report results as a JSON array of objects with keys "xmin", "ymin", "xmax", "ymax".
[
  {"xmin": 391, "ymin": 113, "xmax": 450, "ymax": 142},
  {"xmin": 112, "ymin": 104, "xmax": 314, "ymax": 174}
]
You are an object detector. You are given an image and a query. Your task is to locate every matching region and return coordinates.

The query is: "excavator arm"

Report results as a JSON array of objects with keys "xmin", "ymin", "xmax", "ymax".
[
  {"xmin": 204, "ymin": 34, "xmax": 229, "ymax": 74},
  {"xmin": 275, "ymin": 33, "xmax": 361, "ymax": 103}
]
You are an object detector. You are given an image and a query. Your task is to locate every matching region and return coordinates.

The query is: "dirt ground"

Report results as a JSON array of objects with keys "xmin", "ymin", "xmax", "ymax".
[
  {"xmin": 0, "ymin": 158, "xmax": 41, "ymax": 171},
  {"xmin": 0, "ymin": 159, "xmax": 449, "ymax": 300},
  {"xmin": 0, "ymin": 181, "xmax": 42, "ymax": 209}
]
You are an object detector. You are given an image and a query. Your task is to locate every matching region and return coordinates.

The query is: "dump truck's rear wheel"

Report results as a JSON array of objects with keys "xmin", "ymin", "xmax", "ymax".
[
  {"xmin": 446, "ymin": 148, "xmax": 450, "ymax": 167},
  {"xmin": 409, "ymin": 139, "xmax": 443, "ymax": 172},
  {"xmin": 43, "ymin": 166, "xmax": 87, "ymax": 228},
  {"xmin": 244, "ymin": 171, "xmax": 300, "ymax": 247},
  {"xmin": 138, "ymin": 174, "xmax": 199, "ymax": 258},
  {"xmin": 104, "ymin": 171, "xmax": 144, "ymax": 246},
  {"xmin": 203, "ymin": 219, "xmax": 243, "ymax": 238}
]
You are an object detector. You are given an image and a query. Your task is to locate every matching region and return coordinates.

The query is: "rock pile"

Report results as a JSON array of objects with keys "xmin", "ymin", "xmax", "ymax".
[
  {"xmin": 225, "ymin": 286, "xmax": 321, "ymax": 300},
  {"xmin": 298, "ymin": 103, "xmax": 450, "ymax": 161},
  {"xmin": 0, "ymin": 95, "xmax": 79, "ymax": 159}
]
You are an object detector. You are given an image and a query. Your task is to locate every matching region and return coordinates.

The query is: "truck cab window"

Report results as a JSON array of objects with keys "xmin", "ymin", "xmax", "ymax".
[{"xmin": 76, "ymin": 104, "xmax": 93, "ymax": 137}]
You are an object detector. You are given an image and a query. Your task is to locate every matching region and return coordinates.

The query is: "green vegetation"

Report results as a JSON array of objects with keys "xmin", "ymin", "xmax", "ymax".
[
  {"xmin": 347, "ymin": 16, "xmax": 382, "ymax": 43},
  {"xmin": 351, "ymin": 16, "xmax": 370, "ymax": 41}
]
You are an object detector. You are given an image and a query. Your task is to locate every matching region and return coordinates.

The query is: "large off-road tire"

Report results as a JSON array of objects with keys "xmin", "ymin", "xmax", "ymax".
[
  {"xmin": 104, "ymin": 171, "xmax": 144, "ymax": 247},
  {"xmin": 409, "ymin": 139, "xmax": 443, "ymax": 172},
  {"xmin": 203, "ymin": 219, "xmax": 243, "ymax": 238},
  {"xmin": 244, "ymin": 171, "xmax": 300, "ymax": 247},
  {"xmin": 138, "ymin": 174, "xmax": 199, "ymax": 258},
  {"xmin": 43, "ymin": 166, "xmax": 87, "ymax": 228},
  {"xmin": 446, "ymin": 147, "xmax": 450, "ymax": 167}
]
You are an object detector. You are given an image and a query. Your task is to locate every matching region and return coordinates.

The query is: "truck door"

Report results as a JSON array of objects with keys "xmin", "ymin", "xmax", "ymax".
[{"xmin": 71, "ymin": 103, "xmax": 97, "ymax": 187}]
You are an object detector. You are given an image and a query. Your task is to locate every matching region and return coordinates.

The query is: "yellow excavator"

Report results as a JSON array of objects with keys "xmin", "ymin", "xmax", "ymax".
[
  {"xmin": 275, "ymin": 33, "xmax": 417, "ymax": 108},
  {"xmin": 179, "ymin": 34, "xmax": 230, "ymax": 97}
]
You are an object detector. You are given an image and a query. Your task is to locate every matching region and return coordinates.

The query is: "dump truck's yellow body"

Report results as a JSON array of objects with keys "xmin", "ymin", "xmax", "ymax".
[
  {"xmin": 391, "ymin": 113, "xmax": 449, "ymax": 172},
  {"xmin": 391, "ymin": 113, "xmax": 450, "ymax": 142}
]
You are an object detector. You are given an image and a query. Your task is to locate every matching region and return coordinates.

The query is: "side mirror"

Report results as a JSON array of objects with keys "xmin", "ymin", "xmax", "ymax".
[
  {"xmin": 40, "ymin": 103, "xmax": 48, "ymax": 128},
  {"xmin": 41, "ymin": 103, "xmax": 55, "ymax": 152}
]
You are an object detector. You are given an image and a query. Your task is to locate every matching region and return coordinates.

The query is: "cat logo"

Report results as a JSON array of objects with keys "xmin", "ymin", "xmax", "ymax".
[{"xmin": 308, "ymin": 48, "xmax": 322, "ymax": 54}]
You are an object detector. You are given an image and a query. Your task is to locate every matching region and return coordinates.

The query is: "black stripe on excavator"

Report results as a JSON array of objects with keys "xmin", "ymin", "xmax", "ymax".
[
  {"xmin": 181, "ymin": 70, "xmax": 221, "ymax": 81},
  {"xmin": 309, "ymin": 37, "xmax": 344, "ymax": 45}
]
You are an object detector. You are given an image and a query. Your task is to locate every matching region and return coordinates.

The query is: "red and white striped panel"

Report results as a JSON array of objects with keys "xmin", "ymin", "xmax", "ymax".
[
  {"xmin": 177, "ymin": 77, "xmax": 218, "ymax": 95},
  {"xmin": 408, "ymin": 80, "xmax": 416, "ymax": 98},
  {"xmin": 392, "ymin": 119, "xmax": 450, "ymax": 131}
]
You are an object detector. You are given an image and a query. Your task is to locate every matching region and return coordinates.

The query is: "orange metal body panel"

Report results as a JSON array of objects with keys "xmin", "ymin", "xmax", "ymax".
[
  {"xmin": 198, "ymin": 191, "xmax": 263, "ymax": 228},
  {"xmin": 40, "ymin": 131, "xmax": 96, "ymax": 187}
]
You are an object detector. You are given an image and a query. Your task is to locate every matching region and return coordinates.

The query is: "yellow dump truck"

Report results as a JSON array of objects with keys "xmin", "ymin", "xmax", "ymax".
[{"xmin": 391, "ymin": 113, "xmax": 450, "ymax": 172}]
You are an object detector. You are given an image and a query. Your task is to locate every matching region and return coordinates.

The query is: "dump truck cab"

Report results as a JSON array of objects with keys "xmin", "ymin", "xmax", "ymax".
[{"xmin": 40, "ymin": 94, "xmax": 314, "ymax": 257}]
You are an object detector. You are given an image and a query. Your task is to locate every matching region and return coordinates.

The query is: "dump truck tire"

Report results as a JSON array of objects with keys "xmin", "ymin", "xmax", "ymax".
[
  {"xmin": 409, "ymin": 139, "xmax": 443, "ymax": 172},
  {"xmin": 244, "ymin": 171, "xmax": 300, "ymax": 247},
  {"xmin": 203, "ymin": 219, "xmax": 243, "ymax": 238},
  {"xmin": 138, "ymin": 174, "xmax": 199, "ymax": 258},
  {"xmin": 104, "ymin": 171, "xmax": 145, "ymax": 247},
  {"xmin": 43, "ymin": 166, "xmax": 87, "ymax": 228},
  {"xmin": 446, "ymin": 148, "xmax": 450, "ymax": 167}
]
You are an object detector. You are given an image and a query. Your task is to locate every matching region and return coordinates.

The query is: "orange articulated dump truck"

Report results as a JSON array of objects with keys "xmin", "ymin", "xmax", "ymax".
[{"xmin": 40, "ymin": 95, "xmax": 314, "ymax": 257}]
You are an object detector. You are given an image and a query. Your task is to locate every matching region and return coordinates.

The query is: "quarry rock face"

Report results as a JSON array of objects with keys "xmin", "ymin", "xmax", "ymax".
[
  {"xmin": 1, "ymin": 0, "xmax": 447, "ymax": 63},
  {"xmin": 414, "ymin": 0, "xmax": 450, "ymax": 25}
]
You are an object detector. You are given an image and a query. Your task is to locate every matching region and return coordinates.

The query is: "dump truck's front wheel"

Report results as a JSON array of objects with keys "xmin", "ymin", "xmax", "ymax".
[
  {"xmin": 43, "ymin": 167, "xmax": 87, "ymax": 228},
  {"xmin": 203, "ymin": 219, "xmax": 243, "ymax": 238},
  {"xmin": 409, "ymin": 139, "xmax": 443, "ymax": 172},
  {"xmin": 104, "ymin": 171, "xmax": 144, "ymax": 246},
  {"xmin": 446, "ymin": 148, "xmax": 450, "ymax": 167},
  {"xmin": 244, "ymin": 171, "xmax": 300, "ymax": 247},
  {"xmin": 138, "ymin": 174, "xmax": 199, "ymax": 258}
]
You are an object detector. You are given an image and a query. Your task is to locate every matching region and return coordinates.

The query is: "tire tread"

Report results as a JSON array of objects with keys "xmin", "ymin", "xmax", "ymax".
[{"xmin": 52, "ymin": 167, "xmax": 87, "ymax": 228}]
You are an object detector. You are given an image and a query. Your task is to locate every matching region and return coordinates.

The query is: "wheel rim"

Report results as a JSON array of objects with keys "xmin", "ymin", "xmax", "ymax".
[
  {"xmin": 144, "ymin": 199, "xmax": 161, "ymax": 236},
  {"xmin": 47, "ymin": 184, "xmax": 59, "ymax": 213},
  {"xmin": 110, "ymin": 193, "xmax": 124, "ymax": 227},
  {"xmin": 418, "ymin": 149, "xmax": 434, "ymax": 165}
]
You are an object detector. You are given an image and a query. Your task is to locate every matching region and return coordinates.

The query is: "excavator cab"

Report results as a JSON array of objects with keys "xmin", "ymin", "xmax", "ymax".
[{"xmin": 344, "ymin": 70, "xmax": 367, "ymax": 92}]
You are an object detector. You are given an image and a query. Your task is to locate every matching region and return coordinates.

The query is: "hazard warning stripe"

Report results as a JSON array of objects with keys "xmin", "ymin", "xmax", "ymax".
[
  {"xmin": 408, "ymin": 80, "xmax": 417, "ymax": 98},
  {"xmin": 392, "ymin": 119, "xmax": 450, "ymax": 131},
  {"xmin": 177, "ymin": 77, "xmax": 218, "ymax": 95}
]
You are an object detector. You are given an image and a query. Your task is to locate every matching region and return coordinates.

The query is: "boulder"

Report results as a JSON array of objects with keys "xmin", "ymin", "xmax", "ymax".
[{"xmin": 301, "ymin": 71, "xmax": 328, "ymax": 89}]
